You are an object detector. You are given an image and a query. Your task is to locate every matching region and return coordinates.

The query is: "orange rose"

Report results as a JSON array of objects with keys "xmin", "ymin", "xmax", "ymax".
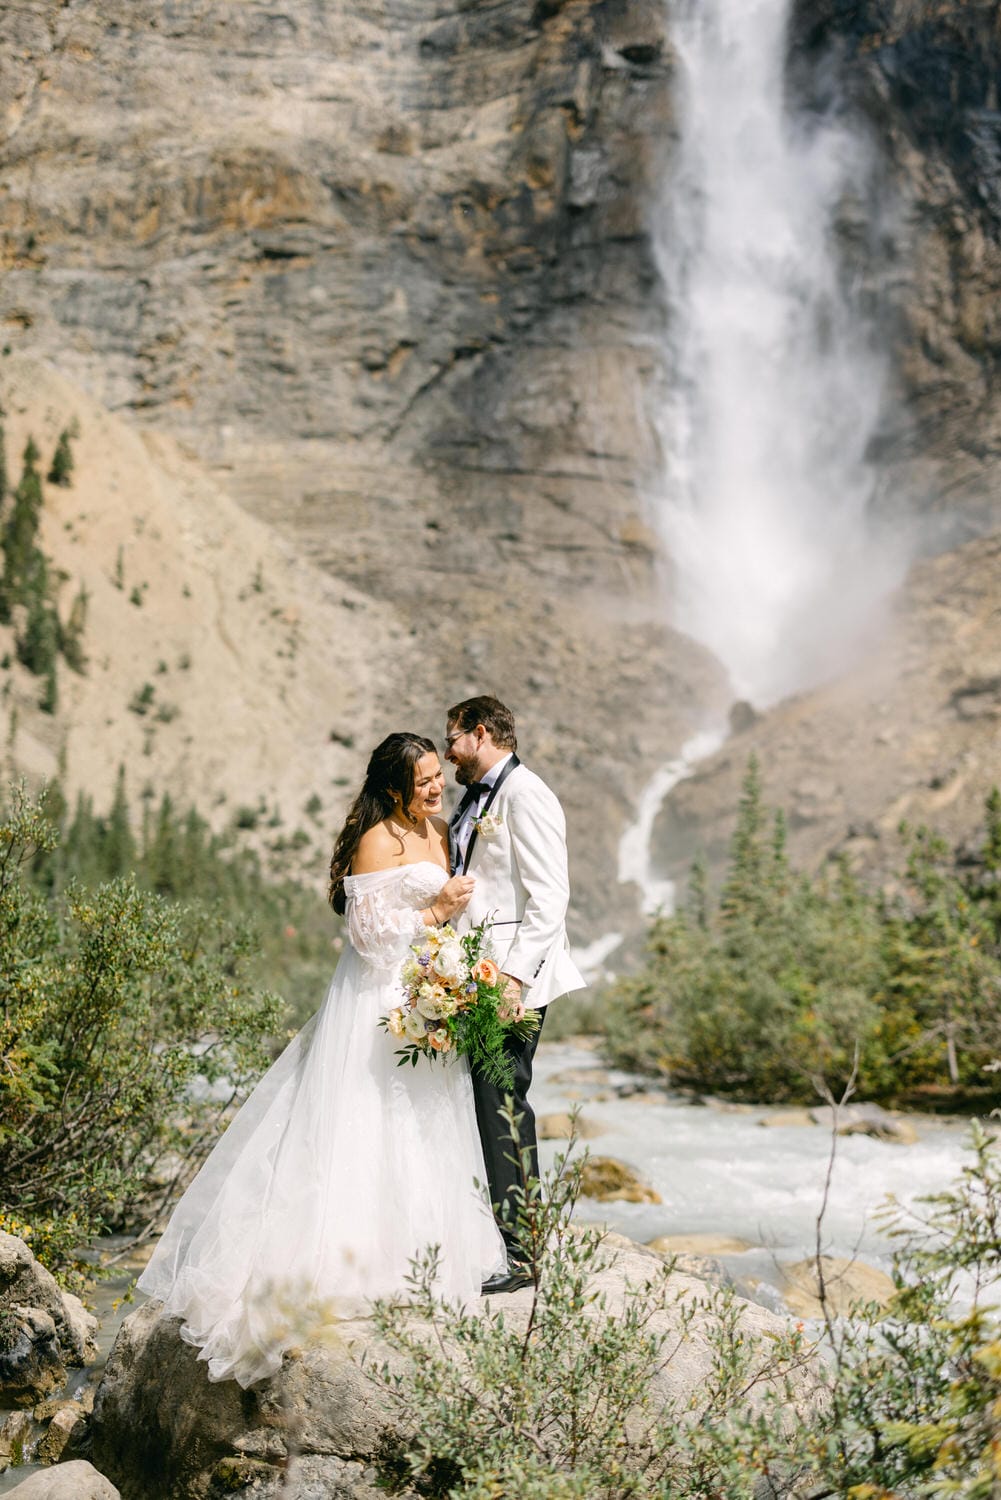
[
  {"xmin": 472, "ymin": 957, "xmax": 499, "ymax": 986},
  {"xmin": 428, "ymin": 1027, "xmax": 453, "ymax": 1053}
]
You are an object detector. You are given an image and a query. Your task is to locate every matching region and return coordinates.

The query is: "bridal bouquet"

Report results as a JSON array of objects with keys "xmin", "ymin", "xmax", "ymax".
[{"xmin": 381, "ymin": 920, "xmax": 539, "ymax": 1090}]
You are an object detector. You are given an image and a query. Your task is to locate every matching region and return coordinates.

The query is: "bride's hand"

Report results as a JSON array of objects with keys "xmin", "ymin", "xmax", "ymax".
[{"xmin": 433, "ymin": 875, "xmax": 475, "ymax": 920}]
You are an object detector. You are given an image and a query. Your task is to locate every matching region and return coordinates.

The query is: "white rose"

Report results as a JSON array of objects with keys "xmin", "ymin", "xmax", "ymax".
[
  {"xmin": 417, "ymin": 991, "xmax": 444, "ymax": 1020},
  {"xmin": 434, "ymin": 940, "xmax": 469, "ymax": 984},
  {"xmin": 403, "ymin": 1008, "xmax": 428, "ymax": 1042}
]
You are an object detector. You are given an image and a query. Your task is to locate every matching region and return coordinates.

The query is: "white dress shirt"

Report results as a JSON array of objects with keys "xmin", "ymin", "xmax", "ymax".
[{"xmin": 452, "ymin": 752, "xmax": 512, "ymax": 869}]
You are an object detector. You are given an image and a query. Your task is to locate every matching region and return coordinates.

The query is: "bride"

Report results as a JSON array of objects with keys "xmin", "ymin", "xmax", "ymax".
[{"xmin": 137, "ymin": 732, "xmax": 507, "ymax": 1387}]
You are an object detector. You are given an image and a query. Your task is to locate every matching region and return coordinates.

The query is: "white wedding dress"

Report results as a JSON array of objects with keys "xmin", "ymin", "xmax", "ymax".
[{"xmin": 137, "ymin": 862, "xmax": 506, "ymax": 1387}]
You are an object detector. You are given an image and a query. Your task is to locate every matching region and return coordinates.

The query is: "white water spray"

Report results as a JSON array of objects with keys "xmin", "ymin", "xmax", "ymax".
[{"xmin": 652, "ymin": 0, "xmax": 901, "ymax": 705}]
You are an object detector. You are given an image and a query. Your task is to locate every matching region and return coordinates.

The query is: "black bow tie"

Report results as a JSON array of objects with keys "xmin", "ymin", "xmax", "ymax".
[{"xmin": 454, "ymin": 781, "xmax": 490, "ymax": 820}]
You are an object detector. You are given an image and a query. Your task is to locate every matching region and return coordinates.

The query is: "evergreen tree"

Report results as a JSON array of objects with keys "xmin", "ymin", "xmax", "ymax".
[
  {"xmin": 104, "ymin": 766, "xmax": 136, "ymax": 876},
  {"xmin": 61, "ymin": 792, "xmax": 101, "ymax": 887},
  {"xmin": 686, "ymin": 852, "xmax": 710, "ymax": 931},
  {"xmin": 720, "ymin": 755, "xmax": 769, "ymax": 926},
  {"xmin": 60, "ymin": 584, "xmax": 89, "ymax": 673},
  {"xmin": 145, "ymin": 793, "xmax": 181, "ymax": 895},
  {"xmin": 0, "ymin": 406, "xmax": 7, "ymax": 511},
  {"xmin": 16, "ymin": 554, "xmax": 60, "ymax": 682},
  {"xmin": 47, "ymin": 427, "xmax": 75, "ymax": 487},
  {"xmin": 0, "ymin": 438, "xmax": 43, "ymax": 620}
]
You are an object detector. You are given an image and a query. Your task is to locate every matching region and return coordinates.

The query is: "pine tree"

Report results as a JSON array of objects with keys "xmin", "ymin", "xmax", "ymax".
[
  {"xmin": 103, "ymin": 766, "xmax": 136, "ymax": 877},
  {"xmin": 0, "ymin": 438, "xmax": 43, "ymax": 620},
  {"xmin": 17, "ymin": 555, "xmax": 60, "ymax": 681},
  {"xmin": 686, "ymin": 852, "xmax": 710, "ymax": 931},
  {"xmin": 39, "ymin": 663, "xmax": 58, "ymax": 715},
  {"xmin": 47, "ymin": 427, "xmax": 75, "ymax": 487},
  {"xmin": 0, "ymin": 407, "xmax": 8, "ymax": 511},
  {"xmin": 977, "ymin": 786, "xmax": 1001, "ymax": 941},
  {"xmin": 60, "ymin": 584, "xmax": 89, "ymax": 673},
  {"xmin": 62, "ymin": 792, "xmax": 101, "ymax": 886},
  {"xmin": 720, "ymin": 755, "xmax": 769, "ymax": 925}
]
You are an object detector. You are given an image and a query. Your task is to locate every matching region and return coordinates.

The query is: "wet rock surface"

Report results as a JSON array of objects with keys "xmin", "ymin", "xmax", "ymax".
[
  {"xmin": 579, "ymin": 1155, "xmax": 661, "ymax": 1203},
  {"xmin": 0, "ymin": 1234, "xmax": 98, "ymax": 1407}
]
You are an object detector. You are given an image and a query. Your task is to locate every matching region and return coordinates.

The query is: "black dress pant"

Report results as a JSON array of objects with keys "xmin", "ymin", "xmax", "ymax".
[{"xmin": 471, "ymin": 1006, "xmax": 546, "ymax": 1256}]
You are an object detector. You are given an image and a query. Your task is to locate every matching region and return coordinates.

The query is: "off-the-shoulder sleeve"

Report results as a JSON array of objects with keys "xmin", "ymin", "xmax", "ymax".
[{"xmin": 346, "ymin": 881, "xmax": 428, "ymax": 969}]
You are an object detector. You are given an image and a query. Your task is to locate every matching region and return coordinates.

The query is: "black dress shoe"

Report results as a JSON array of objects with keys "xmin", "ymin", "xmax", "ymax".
[{"xmin": 480, "ymin": 1262, "xmax": 535, "ymax": 1296}]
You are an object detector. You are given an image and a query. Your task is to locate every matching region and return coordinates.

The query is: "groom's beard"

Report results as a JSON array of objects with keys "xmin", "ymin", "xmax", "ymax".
[{"xmin": 449, "ymin": 753, "xmax": 479, "ymax": 787}]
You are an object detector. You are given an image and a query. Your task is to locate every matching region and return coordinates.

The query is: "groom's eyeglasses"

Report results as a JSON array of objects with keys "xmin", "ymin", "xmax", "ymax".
[{"xmin": 444, "ymin": 730, "xmax": 469, "ymax": 748}]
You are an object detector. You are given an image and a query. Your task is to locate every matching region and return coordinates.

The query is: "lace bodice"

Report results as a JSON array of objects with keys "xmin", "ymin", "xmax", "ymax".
[{"xmin": 344, "ymin": 861, "xmax": 449, "ymax": 970}]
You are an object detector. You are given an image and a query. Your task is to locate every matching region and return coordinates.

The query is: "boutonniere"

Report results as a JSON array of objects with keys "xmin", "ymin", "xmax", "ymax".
[{"xmin": 473, "ymin": 812, "xmax": 504, "ymax": 839}]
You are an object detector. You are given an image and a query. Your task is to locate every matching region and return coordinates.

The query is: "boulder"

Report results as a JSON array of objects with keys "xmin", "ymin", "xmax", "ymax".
[
  {"xmin": 0, "ymin": 1233, "xmax": 99, "ymax": 1408},
  {"xmin": 0, "ymin": 1410, "xmax": 33, "ymax": 1466},
  {"xmin": 579, "ymin": 1156, "xmax": 661, "ymax": 1203},
  {"xmin": 646, "ymin": 1233, "xmax": 755, "ymax": 1256},
  {"xmin": 90, "ymin": 1236, "xmax": 802, "ymax": 1500},
  {"xmin": 781, "ymin": 1256, "xmax": 897, "ymax": 1319},
  {"xmin": 3, "ymin": 1460, "xmax": 120, "ymax": 1499},
  {"xmin": 536, "ymin": 1112, "xmax": 605, "ymax": 1140},
  {"xmin": 35, "ymin": 1402, "xmax": 87, "ymax": 1464},
  {"xmin": 808, "ymin": 1104, "xmax": 919, "ymax": 1145}
]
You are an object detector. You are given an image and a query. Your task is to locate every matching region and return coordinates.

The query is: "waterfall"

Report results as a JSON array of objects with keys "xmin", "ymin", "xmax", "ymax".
[{"xmin": 652, "ymin": 0, "xmax": 901, "ymax": 706}]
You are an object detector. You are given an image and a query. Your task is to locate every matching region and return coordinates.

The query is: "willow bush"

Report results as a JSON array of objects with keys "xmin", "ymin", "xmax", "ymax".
[
  {"xmin": 0, "ymin": 785, "xmax": 283, "ymax": 1281},
  {"xmin": 370, "ymin": 1115, "xmax": 1001, "ymax": 1500}
]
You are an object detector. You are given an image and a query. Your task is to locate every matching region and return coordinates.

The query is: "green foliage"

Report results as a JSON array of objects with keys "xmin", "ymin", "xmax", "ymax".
[
  {"xmin": 128, "ymin": 682, "xmax": 156, "ymax": 716},
  {"xmin": 60, "ymin": 584, "xmax": 88, "ymax": 673},
  {"xmin": 606, "ymin": 762, "xmax": 1001, "ymax": 1104},
  {"xmin": 31, "ymin": 770, "xmax": 340, "ymax": 1031},
  {"xmin": 369, "ymin": 1110, "xmax": 812, "ymax": 1500},
  {"xmin": 0, "ymin": 783, "xmax": 285, "ymax": 1281},
  {"xmin": 0, "ymin": 407, "xmax": 8, "ymax": 508},
  {"xmin": 369, "ymin": 1115, "xmax": 1001, "ymax": 1500},
  {"xmin": 0, "ymin": 430, "xmax": 88, "ymax": 690},
  {"xmin": 46, "ymin": 425, "xmax": 76, "ymax": 488}
]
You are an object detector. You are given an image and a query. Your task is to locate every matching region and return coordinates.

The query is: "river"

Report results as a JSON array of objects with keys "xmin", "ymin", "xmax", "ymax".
[{"xmin": 0, "ymin": 1037, "xmax": 985, "ymax": 1492}]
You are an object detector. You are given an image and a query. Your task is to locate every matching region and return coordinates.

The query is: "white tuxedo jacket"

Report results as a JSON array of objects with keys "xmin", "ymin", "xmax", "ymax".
[{"xmin": 454, "ymin": 760, "xmax": 586, "ymax": 1010}]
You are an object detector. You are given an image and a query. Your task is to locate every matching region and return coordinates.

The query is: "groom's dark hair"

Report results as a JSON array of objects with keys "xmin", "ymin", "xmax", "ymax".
[{"xmin": 447, "ymin": 695, "xmax": 517, "ymax": 751}]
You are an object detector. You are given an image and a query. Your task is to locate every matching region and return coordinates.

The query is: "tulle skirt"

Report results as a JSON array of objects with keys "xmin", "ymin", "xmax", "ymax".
[{"xmin": 137, "ymin": 946, "xmax": 506, "ymax": 1386}]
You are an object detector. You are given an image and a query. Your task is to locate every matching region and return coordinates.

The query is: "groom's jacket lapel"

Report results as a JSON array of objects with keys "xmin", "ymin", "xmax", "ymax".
[{"xmin": 461, "ymin": 753, "xmax": 520, "ymax": 874}]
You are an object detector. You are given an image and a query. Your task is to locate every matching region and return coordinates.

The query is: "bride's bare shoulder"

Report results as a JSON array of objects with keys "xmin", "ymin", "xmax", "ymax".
[{"xmin": 351, "ymin": 823, "xmax": 400, "ymax": 875}]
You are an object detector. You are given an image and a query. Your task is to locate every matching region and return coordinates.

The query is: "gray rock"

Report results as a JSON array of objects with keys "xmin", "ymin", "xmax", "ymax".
[
  {"xmin": 3, "ymin": 1461, "xmax": 119, "ymax": 1499},
  {"xmin": 809, "ymin": 1103, "xmax": 919, "ymax": 1145},
  {"xmin": 90, "ymin": 1236, "xmax": 803, "ymax": 1500},
  {"xmin": 0, "ymin": 1234, "xmax": 98, "ymax": 1405},
  {"xmin": 0, "ymin": 1410, "xmax": 33, "ymax": 1464}
]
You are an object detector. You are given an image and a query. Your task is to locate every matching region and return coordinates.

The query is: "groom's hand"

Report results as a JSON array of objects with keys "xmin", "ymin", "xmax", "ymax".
[{"xmin": 499, "ymin": 973, "xmax": 525, "ymax": 1023}]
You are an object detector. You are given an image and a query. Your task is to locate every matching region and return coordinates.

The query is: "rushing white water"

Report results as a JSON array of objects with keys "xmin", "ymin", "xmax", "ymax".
[
  {"xmin": 535, "ymin": 1043, "xmax": 980, "ymax": 1309},
  {"xmin": 652, "ymin": 0, "xmax": 902, "ymax": 705},
  {"xmin": 617, "ymin": 727, "xmax": 725, "ymax": 916}
]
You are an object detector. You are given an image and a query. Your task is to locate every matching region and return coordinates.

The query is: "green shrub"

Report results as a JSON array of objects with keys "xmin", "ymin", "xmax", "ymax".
[
  {"xmin": 0, "ymin": 784, "xmax": 283, "ymax": 1282},
  {"xmin": 368, "ymin": 1112, "xmax": 1001, "ymax": 1500},
  {"xmin": 369, "ymin": 1111, "xmax": 812, "ymax": 1500},
  {"xmin": 606, "ymin": 760, "xmax": 1001, "ymax": 1104}
]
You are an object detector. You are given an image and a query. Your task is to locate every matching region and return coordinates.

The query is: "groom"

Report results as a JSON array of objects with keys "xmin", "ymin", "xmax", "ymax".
[{"xmin": 444, "ymin": 695, "xmax": 585, "ymax": 1293}]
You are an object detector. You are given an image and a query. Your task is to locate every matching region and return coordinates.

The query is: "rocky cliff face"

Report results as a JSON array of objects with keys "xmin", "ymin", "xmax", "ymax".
[
  {"xmin": 790, "ymin": 0, "xmax": 1001, "ymax": 543},
  {"xmin": 1, "ymin": 0, "xmax": 999, "ymax": 944},
  {"xmin": 0, "ymin": 0, "xmax": 727, "ymax": 940}
]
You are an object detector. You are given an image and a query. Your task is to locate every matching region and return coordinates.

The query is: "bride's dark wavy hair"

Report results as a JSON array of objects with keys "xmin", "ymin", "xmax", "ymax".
[{"xmin": 327, "ymin": 732, "xmax": 437, "ymax": 914}]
